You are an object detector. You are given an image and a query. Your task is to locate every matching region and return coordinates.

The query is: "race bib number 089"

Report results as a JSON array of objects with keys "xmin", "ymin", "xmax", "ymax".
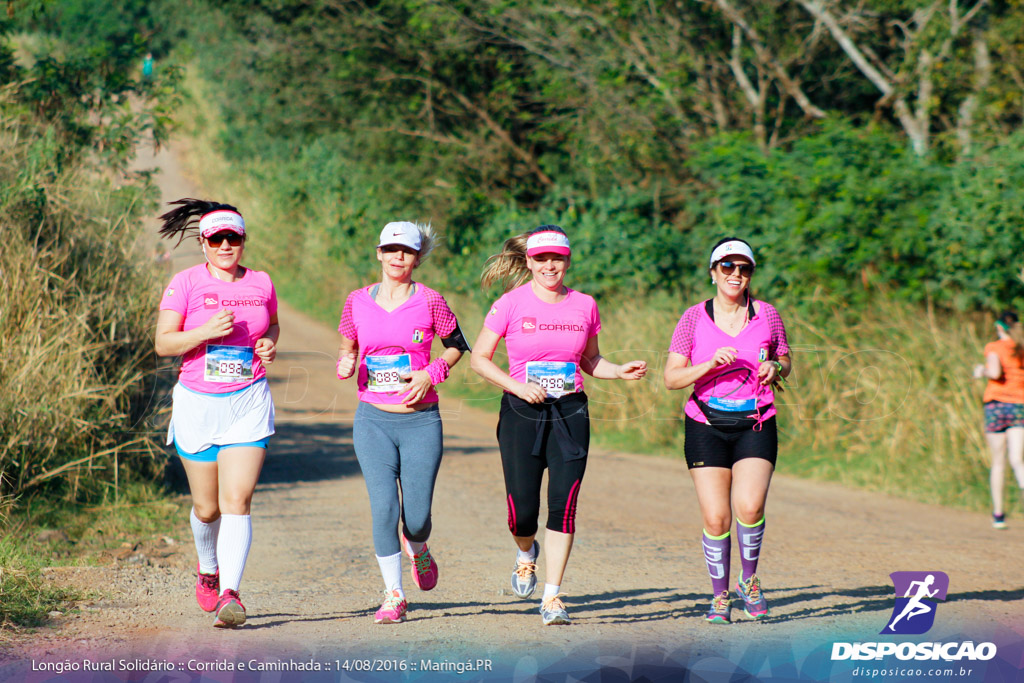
[
  {"xmin": 525, "ymin": 361, "xmax": 577, "ymax": 398},
  {"xmin": 204, "ymin": 345, "xmax": 255, "ymax": 383},
  {"xmin": 366, "ymin": 354, "xmax": 412, "ymax": 393}
]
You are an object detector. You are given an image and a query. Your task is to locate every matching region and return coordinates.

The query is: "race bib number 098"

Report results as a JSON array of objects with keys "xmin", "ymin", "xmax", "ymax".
[
  {"xmin": 525, "ymin": 361, "xmax": 577, "ymax": 398},
  {"xmin": 366, "ymin": 354, "xmax": 412, "ymax": 393},
  {"xmin": 204, "ymin": 345, "xmax": 255, "ymax": 383}
]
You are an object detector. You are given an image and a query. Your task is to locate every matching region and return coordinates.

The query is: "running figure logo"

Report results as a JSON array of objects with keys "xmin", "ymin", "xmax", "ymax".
[{"xmin": 881, "ymin": 571, "xmax": 949, "ymax": 635}]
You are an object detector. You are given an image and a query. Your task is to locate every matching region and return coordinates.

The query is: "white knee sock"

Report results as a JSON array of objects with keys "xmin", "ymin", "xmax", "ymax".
[
  {"xmin": 216, "ymin": 514, "xmax": 252, "ymax": 594},
  {"xmin": 376, "ymin": 552, "xmax": 405, "ymax": 597},
  {"xmin": 190, "ymin": 508, "xmax": 220, "ymax": 574}
]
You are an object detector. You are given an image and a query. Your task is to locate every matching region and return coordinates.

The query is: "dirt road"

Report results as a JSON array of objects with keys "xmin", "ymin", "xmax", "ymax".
[{"xmin": 1, "ymin": 140, "xmax": 1021, "ymax": 683}]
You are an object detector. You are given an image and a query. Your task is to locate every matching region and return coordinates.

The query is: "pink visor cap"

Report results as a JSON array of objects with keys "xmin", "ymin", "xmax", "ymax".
[
  {"xmin": 199, "ymin": 210, "xmax": 246, "ymax": 238},
  {"xmin": 709, "ymin": 240, "xmax": 755, "ymax": 269},
  {"xmin": 526, "ymin": 230, "xmax": 571, "ymax": 257},
  {"xmin": 377, "ymin": 222, "xmax": 422, "ymax": 251}
]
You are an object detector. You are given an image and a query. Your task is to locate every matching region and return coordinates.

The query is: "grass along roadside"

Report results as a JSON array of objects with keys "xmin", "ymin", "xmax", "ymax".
[
  {"xmin": 173, "ymin": 66, "xmax": 995, "ymax": 514},
  {"xmin": 1, "ymin": 482, "xmax": 190, "ymax": 632}
]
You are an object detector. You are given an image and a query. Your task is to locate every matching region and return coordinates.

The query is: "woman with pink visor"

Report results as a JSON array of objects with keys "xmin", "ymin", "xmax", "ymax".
[
  {"xmin": 471, "ymin": 225, "xmax": 647, "ymax": 626},
  {"xmin": 336, "ymin": 222, "xmax": 469, "ymax": 624},
  {"xmin": 664, "ymin": 237, "xmax": 791, "ymax": 624},
  {"xmin": 155, "ymin": 199, "xmax": 279, "ymax": 629}
]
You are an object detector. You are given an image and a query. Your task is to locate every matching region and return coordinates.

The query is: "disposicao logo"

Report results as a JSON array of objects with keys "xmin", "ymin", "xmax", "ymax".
[
  {"xmin": 204, "ymin": 294, "xmax": 219, "ymax": 309},
  {"xmin": 831, "ymin": 571, "xmax": 996, "ymax": 663},
  {"xmin": 882, "ymin": 571, "xmax": 948, "ymax": 635},
  {"xmin": 521, "ymin": 317, "xmax": 537, "ymax": 333}
]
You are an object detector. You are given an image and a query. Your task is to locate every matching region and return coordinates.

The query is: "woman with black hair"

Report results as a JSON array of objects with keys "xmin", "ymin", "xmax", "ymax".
[
  {"xmin": 973, "ymin": 311, "xmax": 1024, "ymax": 529},
  {"xmin": 154, "ymin": 198, "xmax": 279, "ymax": 628},
  {"xmin": 470, "ymin": 225, "xmax": 647, "ymax": 626},
  {"xmin": 664, "ymin": 237, "xmax": 790, "ymax": 624}
]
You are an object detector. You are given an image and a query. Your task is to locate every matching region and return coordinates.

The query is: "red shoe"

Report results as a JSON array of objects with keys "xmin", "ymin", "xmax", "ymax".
[
  {"xmin": 213, "ymin": 589, "xmax": 246, "ymax": 628},
  {"xmin": 195, "ymin": 564, "xmax": 219, "ymax": 612},
  {"xmin": 401, "ymin": 535, "xmax": 438, "ymax": 591}
]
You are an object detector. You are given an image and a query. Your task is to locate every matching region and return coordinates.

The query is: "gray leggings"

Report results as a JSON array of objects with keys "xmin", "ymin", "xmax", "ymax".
[{"xmin": 353, "ymin": 402, "xmax": 443, "ymax": 556}]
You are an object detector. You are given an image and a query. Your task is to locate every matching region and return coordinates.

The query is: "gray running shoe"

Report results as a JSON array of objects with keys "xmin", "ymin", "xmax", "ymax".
[
  {"xmin": 510, "ymin": 541, "xmax": 539, "ymax": 599},
  {"xmin": 540, "ymin": 593, "xmax": 570, "ymax": 625}
]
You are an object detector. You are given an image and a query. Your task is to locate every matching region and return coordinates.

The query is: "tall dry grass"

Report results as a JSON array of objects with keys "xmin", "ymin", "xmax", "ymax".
[{"xmin": 0, "ymin": 103, "xmax": 162, "ymax": 509}]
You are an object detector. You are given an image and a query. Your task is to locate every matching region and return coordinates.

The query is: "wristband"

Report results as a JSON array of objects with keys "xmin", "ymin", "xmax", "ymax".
[
  {"xmin": 426, "ymin": 357, "xmax": 450, "ymax": 385},
  {"xmin": 772, "ymin": 360, "xmax": 783, "ymax": 373}
]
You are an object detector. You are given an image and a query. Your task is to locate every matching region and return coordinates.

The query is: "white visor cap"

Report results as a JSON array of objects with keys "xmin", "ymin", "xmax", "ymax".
[
  {"xmin": 199, "ymin": 210, "xmax": 245, "ymax": 238},
  {"xmin": 526, "ymin": 230, "xmax": 571, "ymax": 257},
  {"xmin": 709, "ymin": 240, "xmax": 756, "ymax": 269},
  {"xmin": 378, "ymin": 222, "xmax": 422, "ymax": 251}
]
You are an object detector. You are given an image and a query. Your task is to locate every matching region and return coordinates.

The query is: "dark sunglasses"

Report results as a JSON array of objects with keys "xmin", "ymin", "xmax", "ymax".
[
  {"xmin": 718, "ymin": 261, "xmax": 754, "ymax": 277},
  {"xmin": 206, "ymin": 232, "xmax": 244, "ymax": 247}
]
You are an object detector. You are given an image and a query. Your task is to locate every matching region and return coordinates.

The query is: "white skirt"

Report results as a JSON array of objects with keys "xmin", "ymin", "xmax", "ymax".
[{"xmin": 167, "ymin": 379, "xmax": 275, "ymax": 454}]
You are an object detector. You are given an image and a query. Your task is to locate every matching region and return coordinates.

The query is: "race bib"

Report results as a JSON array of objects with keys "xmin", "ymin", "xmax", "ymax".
[
  {"xmin": 204, "ymin": 345, "xmax": 254, "ymax": 383},
  {"xmin": 706, "ymin": 396, "xmax": 757, "ymax": 412},
  {"xmin": 366, "ymin": 354, "xmax": 412, "ymax": 393},
  {"xmin": 526, "ymin": 361, "xmax": 577, "ymax": 398}
]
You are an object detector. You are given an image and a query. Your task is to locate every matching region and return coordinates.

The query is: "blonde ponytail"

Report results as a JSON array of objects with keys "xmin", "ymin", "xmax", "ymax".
[{"xmin": 481, "ymin": 232, "xmax": 531, "ymax": 293}]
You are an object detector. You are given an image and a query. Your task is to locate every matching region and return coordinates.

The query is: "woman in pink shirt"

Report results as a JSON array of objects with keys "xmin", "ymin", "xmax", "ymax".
[
  {"xmin": 664, "ymin": 237, "xmax": 791, "ymax": 624},
  {"xmin": 336, "ymin": 222, "xmax": 468, "ymax": 624},
  {"xmin": 470, "ymin": 225, "xmax": 647, "ymax": 626},
  {"xmin": 155, "ymin": 199, "xmax": 279, "ymax": 629}
]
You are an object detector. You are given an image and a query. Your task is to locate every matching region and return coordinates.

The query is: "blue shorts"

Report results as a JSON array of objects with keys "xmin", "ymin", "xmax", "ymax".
[
  {"xmin": 175, "ymin": 439, "xmax": 269, "ymax": 463},
  {"xmin": 984, "ymin": 401, "xmax": 1024, "ymax": 433}
]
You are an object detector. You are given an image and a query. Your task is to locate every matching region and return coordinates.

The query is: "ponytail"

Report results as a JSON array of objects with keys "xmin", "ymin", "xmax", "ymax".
[
  {"xmin": 998, "ymin": 311, "xmax": 1024, "ymax": 364},
  {"xmin": 416, "ymin": 222, "xmax": 436, "ymax": 262},
  {"xmin": 158, "ymin": 198, "xmax": 240, "ymax": 247},
  {"xmin": 481, "ymin": 225, "xmax": 568, "ymax": 293},
  {"xmin": 481, "ymin": 232, "xmax": 531, "ymax": 293}
]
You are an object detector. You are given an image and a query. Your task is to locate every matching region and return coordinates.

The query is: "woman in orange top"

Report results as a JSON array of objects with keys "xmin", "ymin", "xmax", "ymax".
[{"xmin": 973, "ymin": 311, "xmax": 1024, "ymax": 529}]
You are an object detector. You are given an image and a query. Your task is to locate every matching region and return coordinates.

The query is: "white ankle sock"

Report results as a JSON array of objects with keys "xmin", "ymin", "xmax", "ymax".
[
  {"xmin": 405, "ymin": 539, "xmax": 425, "ymax": 555},
  {"xmin": 517, "ymin": 544, "xmax": 538, "ymax": 563},
  {"xmin": 216, "ymin": 514, "xmax": 251, "ymax": 593},
  {"xmin": 190, "ymin": 508, "xmax": 220, "ymax": 574},
  {"xmin": 542, "ymin": 583, "xmax": 560, "ymax": 601},
  {"xmin": 377, "ymin": 552, "xmax": 405, "ymax": 597}
]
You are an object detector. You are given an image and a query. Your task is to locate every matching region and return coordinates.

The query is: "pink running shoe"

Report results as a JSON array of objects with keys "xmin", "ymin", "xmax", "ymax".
[
  {"xmin": 195, "ymin": 564, "xmax": 220, "ymax": 612},
  {"xmin": 374, "ymin": 590, "xmax": 408, "ymax": 624},
  {"xmin": 213, "ymin": 589, "xmax": 246, "ymax": 628},
  {"xmin": 401, "ymin": 535, "xmax": 438, "ymax": 591}
]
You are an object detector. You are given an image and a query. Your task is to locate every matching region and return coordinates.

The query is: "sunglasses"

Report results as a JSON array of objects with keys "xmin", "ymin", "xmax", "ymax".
[
  {"xmin": 205, "ymin": 232, "xmax": 244, "ymax": 247},
  {"xmin": 718, "ymin": 261, "xmax": 754, "ymax": 277}
]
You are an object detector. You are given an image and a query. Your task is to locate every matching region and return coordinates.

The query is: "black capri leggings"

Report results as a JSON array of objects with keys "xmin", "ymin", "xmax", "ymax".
[
  {"xmin": 683, "ymin": 415, "xmax": 778, "ymax": 469},
  {"xmin": 497, "ymin": 392, "xmax": 590, "ymax": 537}
]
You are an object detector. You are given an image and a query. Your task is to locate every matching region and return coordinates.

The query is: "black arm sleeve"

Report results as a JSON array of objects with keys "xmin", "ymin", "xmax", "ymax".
[{"xmin": 440, "ymin": 320, "xmax": 472, "ymax": 352}]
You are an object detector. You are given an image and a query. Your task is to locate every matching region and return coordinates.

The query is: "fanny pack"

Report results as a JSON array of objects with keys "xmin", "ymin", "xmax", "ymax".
[{"xmin": 693, "ymin": 396, "xmax": 768, "ymax": 433}]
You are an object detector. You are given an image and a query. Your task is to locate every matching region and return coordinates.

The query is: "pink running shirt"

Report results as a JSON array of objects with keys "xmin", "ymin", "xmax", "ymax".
[
  {"xmin": 669, "ymin": 300, "xmax": 789, "ymax": 423},
  {"xmin": 338, "ymin": 283, "xmax": 458, "ymax": 404},
  {"xmin": 159, "ymin": 263, "xmax": 278, "ymax": 394},
  {"xmin": 484, "ymin": 283, "xmax": 602, "ymax": 394}
]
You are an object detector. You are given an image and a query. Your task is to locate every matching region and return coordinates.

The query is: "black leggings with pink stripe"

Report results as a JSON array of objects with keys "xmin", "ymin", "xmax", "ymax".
[{"xmin": 498, "ymin": 392, "xmax": 589, "ymax": 537}]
